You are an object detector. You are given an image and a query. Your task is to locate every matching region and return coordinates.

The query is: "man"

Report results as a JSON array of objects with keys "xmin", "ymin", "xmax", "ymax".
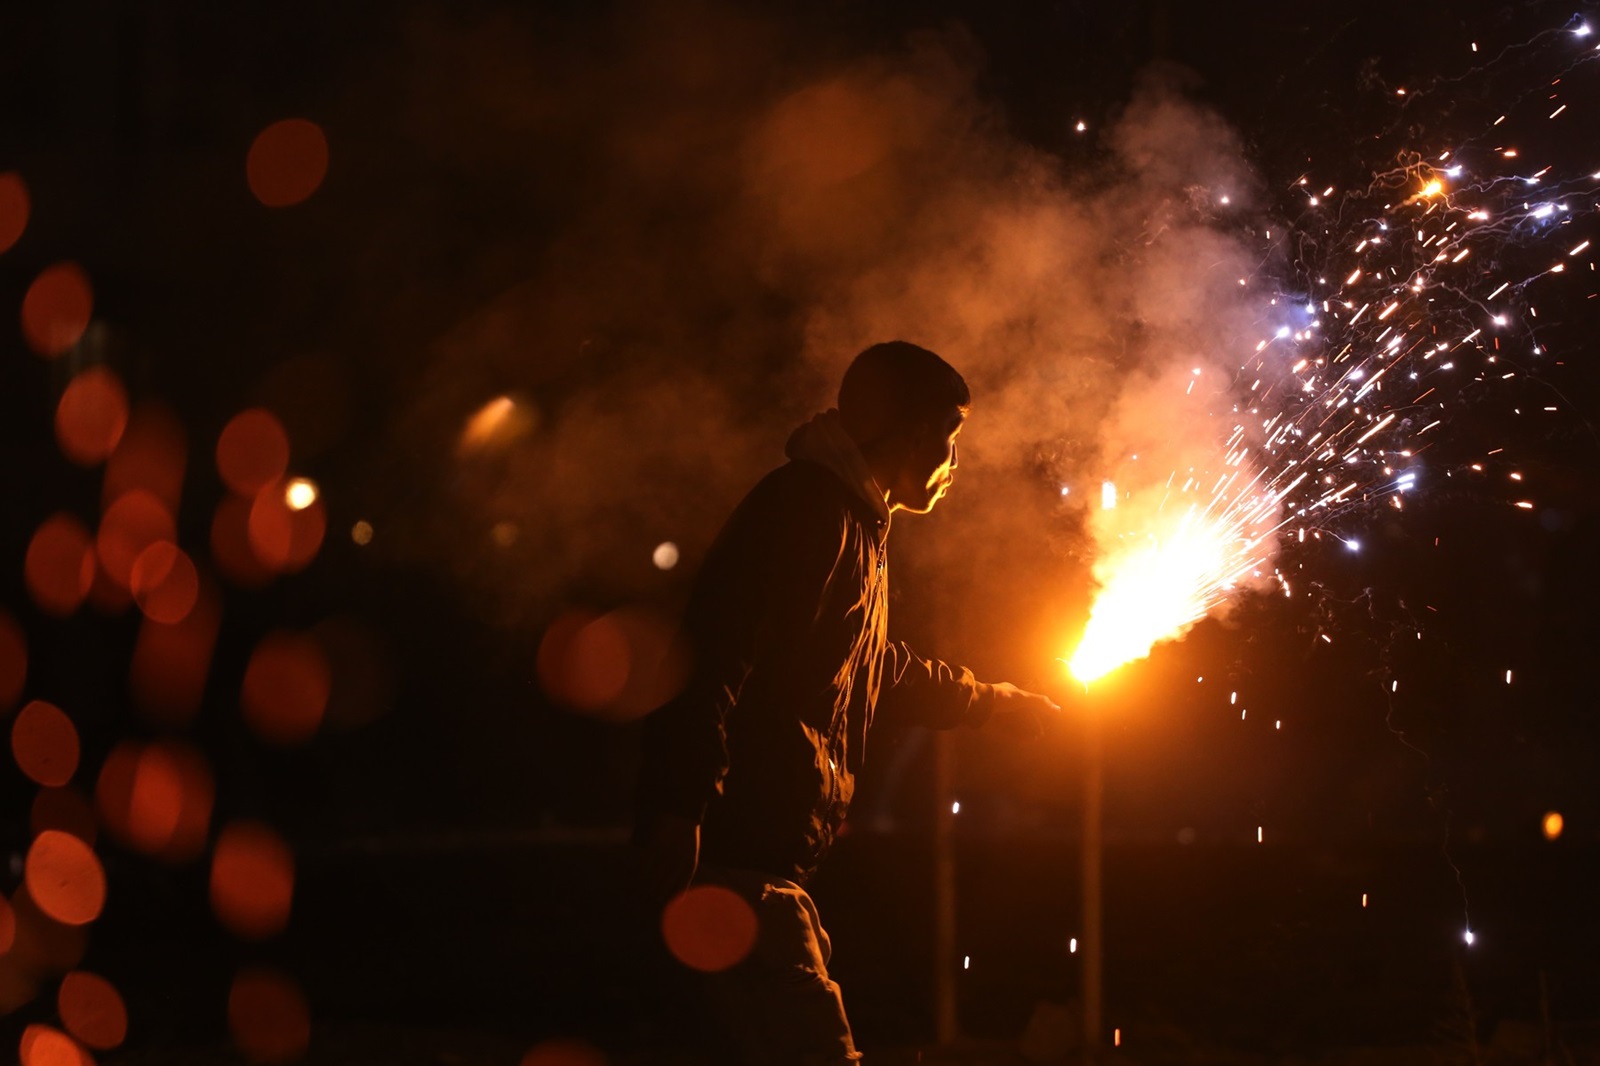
[{"xmin": 637, "ymin": 341, "xmax": 1060, "ymax": 1064}]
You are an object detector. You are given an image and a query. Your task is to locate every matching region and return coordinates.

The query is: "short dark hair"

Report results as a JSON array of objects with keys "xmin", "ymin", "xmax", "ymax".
[{"xmin": 838, "ymin": 341, "xmax": 970, "ymax": 446}]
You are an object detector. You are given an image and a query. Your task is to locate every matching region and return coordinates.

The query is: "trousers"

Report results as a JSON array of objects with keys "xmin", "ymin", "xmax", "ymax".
[{"xmin": 697, "ymin": 865, "xmax": 863, "ymax": 1065}]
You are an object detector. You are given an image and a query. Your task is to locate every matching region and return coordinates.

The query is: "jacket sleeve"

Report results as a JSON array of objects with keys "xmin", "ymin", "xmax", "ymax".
[
  {"xmin": 874, "ymin": 640, "xmax": 993, "ymax": 731},
  {"xmin": 637, "ymin": 477, "xmax": 846, "ymax": 825}
]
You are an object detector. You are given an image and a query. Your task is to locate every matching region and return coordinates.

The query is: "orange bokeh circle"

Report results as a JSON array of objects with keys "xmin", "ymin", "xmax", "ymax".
[
  {"xmin": 25, "ymin": 514, "xmax": 96, "ymax": 617},
  {"xmin": 216, "ymin": 409, "xmax": 290, "ymax": 496},
  {"xmin": 246, "ymin": 119, "xmax": 329, "ymax": 208},
  {"xmin": 58, "ymin": 971, "xmax": 127, "ymax": 1051},
  {"xmin": 21, "ymin": 262, "xmax": 93, "ymax": 357},
  {"xmin": 241, "ymin": 632, "xmax": 329, "ymax": 745},
  {"xmin": 210, "ymin": 820, "xmax": 295, "ymax": 940},
  {"xmin": 0, "ymin": 171, "xmax": 29, "ymax": 255},
  {"xmin": 19, "ymin": 1023, "xmax": 93, "ymax": 1066},
  {"xmin": 129, "ymin": 541, "xmax": 199, "ymax": 625},
  {"xmin": 247, "ymin": 485, "xmax": 326, "ymax": 574},
  {"xmin": 96, "ymin": 491, "xmax": 175, "ymax": 590},
  {"xmin": 24, "ymin": 831, "xmax": 106, "ymax": 926},
  {"xmin": 228, "ymin": 966, "xmax": 311, "ymax": 1063},
  {"xmin": 55, "ymin": 368, "xmax": 128, "ymax": 467},
  {"xmin": 660, "ymin": 885, "xmax": 758, "ymax": 973},
  {"xmin": 95, "ymin": 740, "xmax": 214, "ymax": 861},
  {"xmin": 12, "ymin": 699, "xmax": 80, "ymax": 787}
]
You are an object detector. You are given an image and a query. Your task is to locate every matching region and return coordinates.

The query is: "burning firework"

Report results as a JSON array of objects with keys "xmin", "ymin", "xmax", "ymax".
[{"xmin": 1068, "ymin": 15, "xmax": 1599, "ymax": 683}]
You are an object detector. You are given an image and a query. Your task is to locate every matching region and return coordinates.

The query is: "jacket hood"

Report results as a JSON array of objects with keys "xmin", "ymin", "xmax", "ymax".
[{"xmin": 784, "ymin": 409, "xmax": 891, "ymax": 525}]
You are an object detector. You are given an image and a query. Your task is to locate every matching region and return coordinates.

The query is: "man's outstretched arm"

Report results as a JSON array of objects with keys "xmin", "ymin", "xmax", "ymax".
[{"xmin": 877, "ymin": 641, "xmax": 1061, "ymax": 736}]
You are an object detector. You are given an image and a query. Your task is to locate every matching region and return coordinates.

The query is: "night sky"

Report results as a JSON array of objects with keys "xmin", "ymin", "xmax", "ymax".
[{"xmin": 2, "ymin": 1, "xmax": 1599, "ymax": 1062}]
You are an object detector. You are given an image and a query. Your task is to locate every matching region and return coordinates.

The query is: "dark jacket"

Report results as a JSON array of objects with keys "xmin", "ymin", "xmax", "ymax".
[{"xmin": 637, "ymin": 458, "xmax": 989, "ymax": 884}]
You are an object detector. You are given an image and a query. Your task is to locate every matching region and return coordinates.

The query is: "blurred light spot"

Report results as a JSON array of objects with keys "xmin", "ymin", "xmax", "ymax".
[
  {"xmin": 520, "ymin": 1039, "xmax": 608, "ymax": 1066},
  {"xmin": 1100, "ymin": 480, "xmax": 1116, "ymax": 510},
  {"xmin": 58, "ymin": 971, "xmax": 126, "ymax": 1051},
  {"xmin": 0, "ymin": 171, "xmax": 29, "ymax": 254},
  {"xmin": 102, "ymin": 402, "xmax": 186, "ymax": 518},
  {"xmin": 652, "ymin": 542, "xmax": 679, "ymax": 570},
  {"xmin": 311, "ymin": 617, "xmax": 395, "ymax": 732},
  {"xmin": 350, "ymin": 520, "xmax": 373, "ymax": 546},
  {"xmin": 25, "ymin": 514, "xmax": 95, "ymax": 617},
  {"xmin": 21, "ymin": 262, "xmax": 93, "ymax": 357},
  {"xmin": 211, "ymin": 821, "xmax": 294, "ymax": 940},
  {"xmin": 8, "ymin": 885, "xmax": 89, "ymax": 976},
  {"xmin": 537, "ymin": 608, "xmax": 688, "ymax": 720},
  {"xmin": 216, "ymin": 409, "xmax": 290, "ymax": 497},
  {"xmin": 247, "ymin": 119, "xmax": 329, "ymax": 208},
  {"xmin": 12, "ymin": 700, "xmax": 79, "ymax": 788},
  {"xmin": 30, "ymin": 788, "xmax": 97, "ymax": 846},
  {"xmin": 1463, "ymin": 929, "xmax": 1475, "ymax": 946},
  {"xmin": 95, "ymin": 740, "xmax": 214, "ymax": 861},
  {"xmin": 130, "ymin": 581, "xmax": 221, "ymax": 728},
  {"xmin": 248, "ymin": 483, "xmax": 326, "ymax": 574},
  {"xmin": 24, "ymin": 831, "xmax": 105, "ymax": 926},
  {"xmin": 661, "ymin": 885, "xmax": 756, "ymax": 973},
  {"xmin": 0, "ymin": 896, "xmax": 12, "ymax": 954},
  {"xmin": 228, "ymin": 966, "xmax": 311, "ymax": 1063},
  {"xmin": 96, "ymin": 491, "xmax": 175, "ymax": 590},
  {"xmin": 1543, "ymin": 811, "xmax": 1564, "ymax": 841},
  {"xmin": 0, "ymin": 609, "xmax": 26, "ymax": 710},
  {"xmin": 19, "ymin": 1024, "xmax": 92, "ymax": 1066},
  {"xmin": 241, "ymin": 631, "xmax": 329, "ymax": 745},
  {"xmin": 491, "ymin": 521, "xmax": 519, "ymax": 547},
  {"xmin": 283, "ymin": 478, "xmax": 317, "ymax": 511},
  {"xmin": 54, "ymin": 368, "xmax": 128, "ymax": 467},
  {"xmin": 459, "ymin": 395, "xmax": 535, "ymax": 454},
  {"xmin": 129, "ymin": 542, "xmax": 199, "ymax": 625},
  {"xmin": 1069, "ymin": 937, "xmax": 1077, "ymax": 953},
  {"xmin": 211, "ymin": 494, "xmax": 274, "ymax": 589}
]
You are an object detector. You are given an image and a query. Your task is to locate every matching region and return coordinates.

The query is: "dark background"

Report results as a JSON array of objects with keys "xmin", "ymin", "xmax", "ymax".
[{"xmin": 2, "ymin": 1, "xmax": 1599, "ymax": 1061}]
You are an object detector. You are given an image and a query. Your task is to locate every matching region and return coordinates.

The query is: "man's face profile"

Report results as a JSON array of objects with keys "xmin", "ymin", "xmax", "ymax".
[{"xmin": 892, "ymin": 406, "xmax": 965, "ymax": 514}]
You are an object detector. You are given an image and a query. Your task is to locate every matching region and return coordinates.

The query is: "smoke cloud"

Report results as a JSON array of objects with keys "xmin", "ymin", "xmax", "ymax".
[{"xmin": 355, "ymin": 3, "xmax": 1278, "ymax": 671}]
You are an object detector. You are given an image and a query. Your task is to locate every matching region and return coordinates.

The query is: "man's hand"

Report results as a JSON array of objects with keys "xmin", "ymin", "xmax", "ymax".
[
  {"xmin": 641, "ymin": 812, "xmax": 701, "ymax": 901},
  {"xmin": 983, "ymin": 682, "xmax": 1063, "ymax": 738}
]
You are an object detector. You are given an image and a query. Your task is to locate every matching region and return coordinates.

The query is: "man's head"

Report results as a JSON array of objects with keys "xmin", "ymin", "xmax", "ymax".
[{"xmin": 839, "ymin": 341, "xmax": 970, "ymax": 514}]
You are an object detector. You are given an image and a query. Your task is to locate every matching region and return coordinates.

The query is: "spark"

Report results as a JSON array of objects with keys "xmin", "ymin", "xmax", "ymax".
[{"xmin": 284, "ymin": 478, "xmax": 318, "ymax": 511}]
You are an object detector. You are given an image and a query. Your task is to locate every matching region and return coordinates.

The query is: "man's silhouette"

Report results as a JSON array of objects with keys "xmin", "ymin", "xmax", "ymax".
[{"xmin": 637, "ymin": 341, "xmax": 1059, "ymax": 1064}]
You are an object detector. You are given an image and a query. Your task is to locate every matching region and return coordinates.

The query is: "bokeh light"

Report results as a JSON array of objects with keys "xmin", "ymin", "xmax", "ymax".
[
  {"xmin": 129, "ymin": 542, "xmax": 199, "ymax": 625},
  {"xmin": 7, "ymin": 885, "xmax": 90, "ymax": 979},
  {"xmin": 11, "ymin": 700, "xmax": 80, "ymax": 788},
  {"xmin": 1544, "ymin": 811, "xmax": 1564, "ymax": 841},
  {"xmin": 0, "ymin": 171, "xmax": 29, "ymax": 255},
  {"xmin": 0, "ymin": 896, "xmax": 13, "ymax": 954},
  {"xmin": 520, "ymin": 1039, "xmax": 609, "ymax": 1066},
  {"xmin": 30, "ymin": 788, "xmax": 97, "ymax": 846},
  {"xmin": 57, "ymin": 971, "xmax": 127, "ymax": 1051},
  {"xmin": 0, "ymin": 609, "xmax": 26, "ymax": 710},
  {"xmin": 350, "ymin": 520, "xmax": 373, "ymax": 546},
  {"xmin": 247, "ymin": 484, "xmax": 326, "ymax": 574},
  {"xmin": 24, "ymin": 832, "xmax": 105, "ymax": 926},
  {"xmin": 246, "ymin": 119, "xmax": 329, "ymax": 208},
  {"xmin": 227, "ymin": 966, "xmax": 311, "ymax": 1063},
  {"xmin": 25, "ymin": 514, "xmax": 95, "ymax": 617},
  {"xmin": 660, "ymin": 885, "xmax": 758, "ymax": 973},
  {"xmin": 54, "ymin": 368, "xmax": 128, "ymax": 467},
  {"xmin": 536, "ymin": 608, "xmax": 688, "ymax": 720},
  {"xmin": 210, "ymin": 821, "xmax": 295, "ymax": 940},
  {"xmin": 210, "ymin": 494, "xmax": 274, "ymax": 589},
  {"xmin": 129, "ymin": 581, "xmax": 221, "ymax": 727},
  {"xmin": 95, "ymin": 741, "xmax": 214, "ymax": 861},
  {"xmin": 652, "ymin": 542, "xmax": 679, "ymax": 570},
  {"xmin": 216, "ymin": 409, "xmax": 290, "ymax": 497},
  {"xmin": 284, "ymin": 478, "xmax": 318, "ymax": 511},
  {"xmin": 241, "ymin": 631, "xmax": 330, "ymax": 745},
  {"xmin": 19, "ymin": 1024, "xmax": 93, "ymax": 1066},
  {"xmin": 21, "ymin": 262, "xmax": 92, "ymax": 357},
  {"xmin": 459, "ymin": 395, "xmax": 536, "ymax": 454},
  {"xmin": 102, "ymin": 403, "xmax": 187, "ymax": 517},
  {"xmin": 96, "ymin": 491, "xmax": 175, "ymax": 591}
]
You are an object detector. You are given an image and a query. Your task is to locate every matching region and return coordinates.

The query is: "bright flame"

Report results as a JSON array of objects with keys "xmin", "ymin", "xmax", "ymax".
[
  {"xmin": 284, "ymin": 478, "xmax": 318, "ymax": 511},
  {"xmin": 1420, "ymin": 179, "xmax": 1444, "ymax": 197},
  {"xmin": 1068, "ymin": 506, "xmax": 1265, "ymax": 682}
]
